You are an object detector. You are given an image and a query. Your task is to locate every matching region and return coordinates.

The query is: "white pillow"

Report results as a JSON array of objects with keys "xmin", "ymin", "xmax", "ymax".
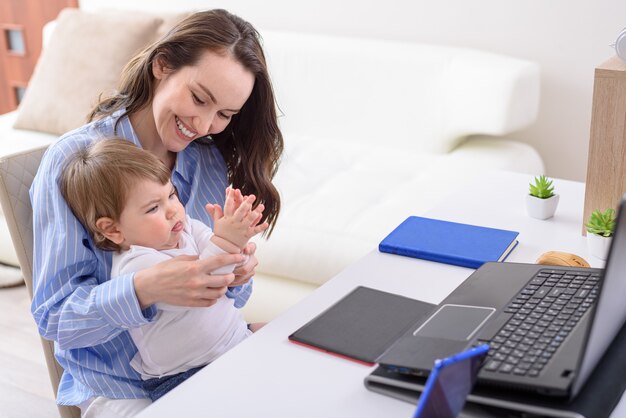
[{"xmin": 13, "ymin": 8, "xmax": 163, "ymax": 135}]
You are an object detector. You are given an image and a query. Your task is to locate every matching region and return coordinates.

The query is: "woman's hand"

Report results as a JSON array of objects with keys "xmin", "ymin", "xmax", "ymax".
[
  {"xmin": 230, "ymin": 242, "xmax": 258, "ymax": 287},
  {"xmin": 133, "ymin": 253, "xmax": 244, "ymax": 309}
]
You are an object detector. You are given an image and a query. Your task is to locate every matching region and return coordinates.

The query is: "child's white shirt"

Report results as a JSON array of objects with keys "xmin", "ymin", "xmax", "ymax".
[{"xmin": 111, "ymin": 215, "xmax": 252, "ymax": 379}]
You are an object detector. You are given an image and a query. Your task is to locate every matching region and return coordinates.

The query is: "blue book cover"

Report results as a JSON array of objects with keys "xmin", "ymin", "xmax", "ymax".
[{"xmin": 379, "ymin": 216, "xmax": 519, "ymax": 269}]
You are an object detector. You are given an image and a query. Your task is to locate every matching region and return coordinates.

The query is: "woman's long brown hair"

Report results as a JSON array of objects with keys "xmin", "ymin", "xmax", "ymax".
[{"xmin": 89, "ymin": 9, "xmax": 283, "ymax": 235}]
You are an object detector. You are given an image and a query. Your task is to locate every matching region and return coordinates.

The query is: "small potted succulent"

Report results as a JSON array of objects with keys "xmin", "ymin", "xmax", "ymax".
[
  {"xmin": 526, "ymin": 175, "xmax": 559, "ymax": 220},
  {"xmin": 585, "ymin": 208, "xmax": 616, "ymax": 260}
]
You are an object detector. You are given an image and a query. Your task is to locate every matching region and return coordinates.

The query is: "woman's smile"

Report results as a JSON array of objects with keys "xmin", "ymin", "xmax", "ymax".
[{"xmin": 175, "ymin": 116, "xmax": 196, "ymax": 140}]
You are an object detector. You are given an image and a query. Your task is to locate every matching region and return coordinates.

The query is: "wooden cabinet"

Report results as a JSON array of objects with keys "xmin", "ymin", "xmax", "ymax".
[{"xmin": 0, "ymin": 0, "xmax": 77, "ymax": 114}]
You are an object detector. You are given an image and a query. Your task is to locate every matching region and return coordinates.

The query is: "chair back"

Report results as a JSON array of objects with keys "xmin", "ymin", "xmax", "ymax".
[{"xmin": 0, "ymin": 146, "xmax": 81, "ymax": 418}]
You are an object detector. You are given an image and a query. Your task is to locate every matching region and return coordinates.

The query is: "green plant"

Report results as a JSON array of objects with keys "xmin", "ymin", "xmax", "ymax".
[
  {"xmin": 586, "ymin": 208, "xmax": 616, "ymax": 237},
  {"xmin": 528, "ymin": 175, "xmax": 555, "ymax": 199}
]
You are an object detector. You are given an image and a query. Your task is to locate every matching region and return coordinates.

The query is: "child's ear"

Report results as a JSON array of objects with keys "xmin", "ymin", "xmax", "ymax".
[{"xmin": 95, "ymin": 217, "xmax": 124, "ymax": 245}]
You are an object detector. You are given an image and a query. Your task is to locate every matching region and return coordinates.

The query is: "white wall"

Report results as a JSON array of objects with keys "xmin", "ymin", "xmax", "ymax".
[{"xmin": 81, "ymin": 0, "xmax": 626, "ymax": 181}]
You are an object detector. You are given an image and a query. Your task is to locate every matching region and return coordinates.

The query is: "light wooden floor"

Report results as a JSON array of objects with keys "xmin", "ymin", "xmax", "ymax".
[{"xmin": 0, "ymin": 284, "xmax": 58, "ymax": 417}]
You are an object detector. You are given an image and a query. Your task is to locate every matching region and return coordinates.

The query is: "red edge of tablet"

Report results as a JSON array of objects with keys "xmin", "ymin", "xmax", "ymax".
[{"xmin": 288, "ymin": 338, "xmax": 376, "ymax": 367}]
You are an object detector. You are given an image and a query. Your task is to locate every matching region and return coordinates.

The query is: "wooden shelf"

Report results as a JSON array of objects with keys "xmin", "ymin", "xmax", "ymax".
[{"xmin": 583, "ymin": 56, "xmax": 626, "ymax": 234}]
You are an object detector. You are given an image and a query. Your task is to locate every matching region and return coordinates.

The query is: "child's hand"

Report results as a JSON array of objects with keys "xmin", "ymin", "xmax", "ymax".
[
  {"xmin": 225, "ymin": 187, "xmax": 244, "ymax": 214},
  {"xmin": 205, "ymin": 187, "xmax": 244, "ymax": 227},
  {"xmin": 208, "ymin": 188, "xmax": 269, "ymax": 249}
]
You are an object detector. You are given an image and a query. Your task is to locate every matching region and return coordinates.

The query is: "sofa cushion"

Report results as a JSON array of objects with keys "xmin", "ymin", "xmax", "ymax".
[
  {"xmin": 254, "ymin": 135, "xmax": 543, "ymax": 286},
  {"xmin": 261, "ymin": 30, "xmax": 539, "ymax": 155},
  {"xmin": 0, "ymin": 112, "xmax": 56, "ymax": 158},
  {"xmin": 13, "ymin": 8, "xmax": 163, "ymax": 135},
  {"xmin": 240, "ymin": 272, "xmax": 317, "ymax": 323},
  {"xmin": 0, "ymin": 112, "xmax": 54, "ymax": 267}
]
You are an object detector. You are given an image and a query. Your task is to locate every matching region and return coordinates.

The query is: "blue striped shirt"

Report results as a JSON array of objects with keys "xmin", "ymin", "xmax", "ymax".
[{"xmin": 30, "ymin": 110, "xmax": 252, "ymax": 405}]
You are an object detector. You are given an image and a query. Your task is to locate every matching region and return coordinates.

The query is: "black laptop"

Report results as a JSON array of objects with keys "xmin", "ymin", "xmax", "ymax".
[{"xmin": 377, "ymin": 196, "xmax": 626, "ymax": 399}]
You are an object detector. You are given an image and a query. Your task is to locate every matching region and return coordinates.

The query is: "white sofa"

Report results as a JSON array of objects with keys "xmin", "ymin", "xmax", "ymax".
[{"xmin": 0, "ymin": 8, "xmax": 544, "ymax": 323}]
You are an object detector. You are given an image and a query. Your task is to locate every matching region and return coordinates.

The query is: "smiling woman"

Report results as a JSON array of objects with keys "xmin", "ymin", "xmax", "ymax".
[
  {"xmin": 30, "ymin": 9, "xmax": 283, "ymax": 418},
  {"xmin": 90, "ymin": 11, "xmax": 283, "ymax": 228}
]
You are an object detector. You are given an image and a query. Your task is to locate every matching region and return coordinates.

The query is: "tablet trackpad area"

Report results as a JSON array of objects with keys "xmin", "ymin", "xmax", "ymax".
[{"xmin": 413, "ymin": 304, "xmax": 495, "ymax": 341}]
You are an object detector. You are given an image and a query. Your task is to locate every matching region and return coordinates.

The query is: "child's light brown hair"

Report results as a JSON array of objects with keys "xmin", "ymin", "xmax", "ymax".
[{"xmin": 60, "ymin": 138, "xmax": 171, "ymax": 251}]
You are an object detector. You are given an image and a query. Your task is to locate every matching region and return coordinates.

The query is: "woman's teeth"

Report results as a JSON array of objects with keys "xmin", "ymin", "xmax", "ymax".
[{"xmin": 175, "ymin": 116, "xmax": 195, "ymax": 139}]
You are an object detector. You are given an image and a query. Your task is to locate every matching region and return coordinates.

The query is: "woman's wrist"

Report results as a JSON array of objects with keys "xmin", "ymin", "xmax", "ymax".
[{"xmin": 133, "ymin": 268, "xmax": 157, "ymax": 310}]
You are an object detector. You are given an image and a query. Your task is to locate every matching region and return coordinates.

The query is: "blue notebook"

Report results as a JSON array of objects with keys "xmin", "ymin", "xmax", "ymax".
[{"xmin": 379, "ymin": 216, "xmax": 519, "ymax": 269}]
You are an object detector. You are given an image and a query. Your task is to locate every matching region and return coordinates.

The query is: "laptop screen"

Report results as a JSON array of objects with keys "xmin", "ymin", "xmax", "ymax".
[{"xmin": 573, "ymin": 196, "xmax": 626, "ymax": 395}]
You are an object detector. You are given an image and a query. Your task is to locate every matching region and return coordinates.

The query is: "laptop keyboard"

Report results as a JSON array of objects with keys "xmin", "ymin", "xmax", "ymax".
[{"xmin": 478, "ymin": 269, "xmax": 600, "ymax": 378}]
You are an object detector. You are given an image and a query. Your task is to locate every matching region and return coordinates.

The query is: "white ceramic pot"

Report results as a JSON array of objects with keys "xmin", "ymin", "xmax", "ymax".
[
  {"xmin": 526, "ymin": 194, "xmax": 559, "ymax": 220},
  {"xmin": 587, "ymin": 233, "xmax": 612, "ymax": 260}
]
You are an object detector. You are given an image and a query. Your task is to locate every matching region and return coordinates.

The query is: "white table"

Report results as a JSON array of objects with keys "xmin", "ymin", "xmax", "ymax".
[{"xmin": 136, "ymin": 171, "xmax": 625, "ymax": 418}]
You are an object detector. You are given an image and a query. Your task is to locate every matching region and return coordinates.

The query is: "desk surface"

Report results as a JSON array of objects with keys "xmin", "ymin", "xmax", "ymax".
[{"xmin": 136, "ymin": 171, "xmax": 625, "ymax": 417}]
